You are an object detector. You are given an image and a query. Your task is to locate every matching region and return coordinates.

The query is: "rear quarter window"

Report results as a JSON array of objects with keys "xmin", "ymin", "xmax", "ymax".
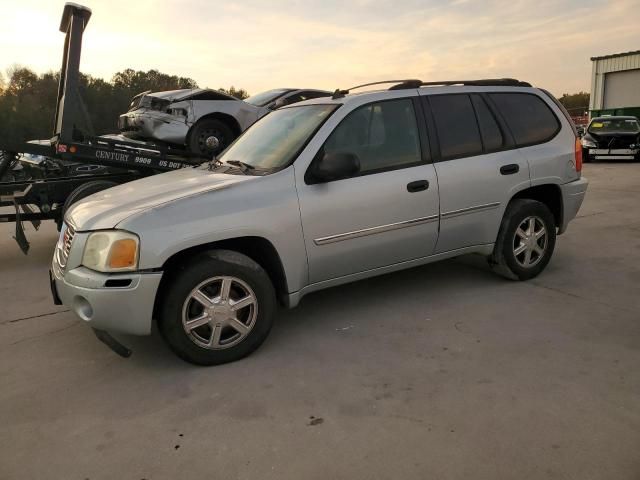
[{"xmin": 489, "ymin": 92, "xmax": 560, "ymax": 146}]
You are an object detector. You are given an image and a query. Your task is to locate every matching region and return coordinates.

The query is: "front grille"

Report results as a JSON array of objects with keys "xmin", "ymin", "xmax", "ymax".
[
  {"xmin": 57, "ymin": 223, "xmax": 76, "ymax": 269},
  {"xmin": 595, "ymin": 137, "xmax": 636, "ymax": 149}
]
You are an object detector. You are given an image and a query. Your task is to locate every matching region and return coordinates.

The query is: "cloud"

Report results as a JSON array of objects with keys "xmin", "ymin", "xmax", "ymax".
[{"xmin": 1, "ymin": 0, "xmax": 639, "ymax": 95}]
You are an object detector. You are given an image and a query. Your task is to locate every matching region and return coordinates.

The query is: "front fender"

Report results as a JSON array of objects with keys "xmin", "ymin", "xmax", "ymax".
[{"xmin": 117, "ymin": 167, "xmax": 309, "ymax": 293}]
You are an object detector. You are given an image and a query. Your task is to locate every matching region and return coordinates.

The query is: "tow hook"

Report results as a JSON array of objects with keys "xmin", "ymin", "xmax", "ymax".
[{"xmin": 92, "ymin": 328, "xmax": 132, "ymax": 358}]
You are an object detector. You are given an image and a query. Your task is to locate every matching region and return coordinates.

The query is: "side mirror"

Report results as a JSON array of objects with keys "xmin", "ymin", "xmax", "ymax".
[{"xmin": 310, "ymin": 151, "xmax": 360, "ymax": 183}]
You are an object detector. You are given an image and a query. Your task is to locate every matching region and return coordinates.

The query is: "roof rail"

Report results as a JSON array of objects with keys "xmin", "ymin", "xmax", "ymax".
[
  {"xmin": 331, "ymin": 79, "xmax": 422, "ymax": 99},
  {"xmin": 416, "ymin": 78, "xmax": 531, "ymax": 88},
  {"xmin": 332, "ymin": 78, "xmax": 531, "ymax": 98}
]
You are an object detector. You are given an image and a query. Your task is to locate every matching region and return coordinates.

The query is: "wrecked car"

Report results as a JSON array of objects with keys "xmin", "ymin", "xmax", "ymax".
[
  {"xmin": 118, "ymin": 88, "xmax": 331, "ymax": 157},
  {"xmin": 581, "ymin": 116, "xmax": 640, "ymax": 162}
]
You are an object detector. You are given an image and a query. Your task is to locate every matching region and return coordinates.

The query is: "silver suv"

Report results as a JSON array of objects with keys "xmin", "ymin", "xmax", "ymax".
[{"xmin": 51, "ymin": 79, "xmax": 589, "ymax": 365}]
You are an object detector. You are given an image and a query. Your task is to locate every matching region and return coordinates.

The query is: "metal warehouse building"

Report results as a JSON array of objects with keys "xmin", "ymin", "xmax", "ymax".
[{"xmin": 589, "ymin": 50, "xmax": 640, "ymax": 119}]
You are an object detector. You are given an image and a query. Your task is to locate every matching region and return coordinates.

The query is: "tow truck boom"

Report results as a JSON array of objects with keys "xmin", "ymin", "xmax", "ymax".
[{"xmin": 0, "ymin": 3, "xmax": 205, "ymax": 253}]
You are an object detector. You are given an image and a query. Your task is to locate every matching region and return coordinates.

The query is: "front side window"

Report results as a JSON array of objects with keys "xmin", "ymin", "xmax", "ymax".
[
  {"xmin": 216, "ymin": 104, "xmax": 338, "ymax": 170},
  {"xmin": 430, "ymin": 94, "xmax": 483, "ymax": 160},
  {"xmin": 321, "ymin": 98, "xmax": 422, "ymax": 174},
  {"xmin": 489, "ymin": 93, "xmax": 560, "ymax": 146}
]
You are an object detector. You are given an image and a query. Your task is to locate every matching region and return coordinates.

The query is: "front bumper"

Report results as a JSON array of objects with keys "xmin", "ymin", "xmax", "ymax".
[
  {"xmin": 51, "ymin": 258, "xmax": 162, "ymax": 336},
  {"xmin": 559, "ymin": 176, "xmax": 588, "ymax": 234},
  {"xmin": 584, "ymin": 148, "xmax": 639, "ymax": 161}
]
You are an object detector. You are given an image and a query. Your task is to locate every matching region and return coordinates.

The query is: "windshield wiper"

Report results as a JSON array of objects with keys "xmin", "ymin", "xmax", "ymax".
[
  {"xmin": 225, "ymin": 160, "xmax": 255, "ymax": 172},
  {"xmin": 207, "ymin": 157, "xmax": 223, "ymax": 171}
]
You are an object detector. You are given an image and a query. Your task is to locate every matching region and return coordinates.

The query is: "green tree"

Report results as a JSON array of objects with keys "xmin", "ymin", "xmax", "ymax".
[
  {"xmin": 218, "ymin": 86, "xmax": 249, "ymax": 99},
  {"xmin": 0, "ymin": 67, "xmax": 225, "ymax": 146},
  {"xmin": 558, "ymin": 92, "xmax": 590, "ymax": 115}
]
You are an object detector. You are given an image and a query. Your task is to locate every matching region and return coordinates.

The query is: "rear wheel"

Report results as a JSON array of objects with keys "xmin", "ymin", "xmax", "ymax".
[
  {"xmin": 188, "ymin": 119, "xmax": 235, "ymax": 158},
  {"xmin": 159, "ymin": 250, "xmax": 276, "ymax": 365},
  {"xmin": 491, "ymin": 199, "xmax": 556, "ymax": 280}
]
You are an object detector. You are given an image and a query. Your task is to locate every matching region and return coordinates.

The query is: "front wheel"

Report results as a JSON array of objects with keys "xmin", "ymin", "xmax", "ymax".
[
  {"xmin": 159, "ymin": 250, "xmax": 276, "ymax": 365},
  {"xmin": 491, "ymin": 199, "xmax": 557, "ymax": 280}
]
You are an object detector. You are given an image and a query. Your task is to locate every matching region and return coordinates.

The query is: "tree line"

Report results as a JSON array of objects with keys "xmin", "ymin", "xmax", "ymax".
[
  {"xmin": 0, "ymin": 66, "xmax": 248, "ymax": 146},
  {"xmin": 0, "ymin": 66, "xmax": 590, "ymax": 147},
  {"xmin": 558, "ymin": 92, "xmax": 590, "ymax": 115}
]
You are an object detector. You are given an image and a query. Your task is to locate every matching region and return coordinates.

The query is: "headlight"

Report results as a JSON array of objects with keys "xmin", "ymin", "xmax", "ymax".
[
  {"xmin": 82, "ymin": 230, "xmax": 139, "ymax": 272},
  {"xmin": 581, "ymin": 138, "xmax": 596, "ymax": 148}
]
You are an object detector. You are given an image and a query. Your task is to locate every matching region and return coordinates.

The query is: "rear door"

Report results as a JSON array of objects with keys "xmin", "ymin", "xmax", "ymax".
[
  {"xmin": 420, "ymin": 92, "xmax": 531, "ymax": 253},
  {"xmin": 296, "ymin": 96, "xmax": 440, "ymax": 283}
]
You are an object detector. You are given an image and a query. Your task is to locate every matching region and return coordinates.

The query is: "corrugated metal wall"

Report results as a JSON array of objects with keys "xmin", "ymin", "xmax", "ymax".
[{"xmin": 590, "ymin": 52, "xmax": 640, "ymax": 110}]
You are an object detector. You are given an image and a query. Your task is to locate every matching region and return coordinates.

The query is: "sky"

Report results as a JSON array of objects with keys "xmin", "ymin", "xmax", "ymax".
[{"xmin": 1, "ymin": 0, "xmax": 639, "ymax": 97}]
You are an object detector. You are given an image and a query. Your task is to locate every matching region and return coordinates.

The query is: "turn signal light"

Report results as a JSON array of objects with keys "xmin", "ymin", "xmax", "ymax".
[{"xmin": 108, "ymin": 238, "xmax": 138, "ymax": 269}]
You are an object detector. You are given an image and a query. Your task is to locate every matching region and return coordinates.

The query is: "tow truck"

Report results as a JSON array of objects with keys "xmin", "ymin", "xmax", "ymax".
[{"xmin": 0, "ymin": 3, "xmax": 206, "ymax": 253}]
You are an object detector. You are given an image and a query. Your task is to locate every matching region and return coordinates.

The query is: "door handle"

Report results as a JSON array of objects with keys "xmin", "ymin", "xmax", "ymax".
[
  {"xmin": 500, "ymin": 164, "xmax": 520, "ymax": 175},
  {"xmin": 407, "ymin": 180, "xmax": 429, "ymax": 192}
]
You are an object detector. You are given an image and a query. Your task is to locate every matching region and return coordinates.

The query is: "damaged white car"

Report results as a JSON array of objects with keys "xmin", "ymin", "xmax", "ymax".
[{"xmin": 118, "ymin": 88, "xmax": 331, "ymax": 156}]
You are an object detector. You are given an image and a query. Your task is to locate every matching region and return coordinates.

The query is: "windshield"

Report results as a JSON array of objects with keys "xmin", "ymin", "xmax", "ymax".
[
  {"xmin": 217, "ymin": 104, "xmax": 338, "ymax": 170},
  {"xmin": 588, "ymin": 118, "xmax": 640, "ymax": 134},
  {"xmin": 245, "ymin": 89, "xmax": 293, "ymax": 107}
]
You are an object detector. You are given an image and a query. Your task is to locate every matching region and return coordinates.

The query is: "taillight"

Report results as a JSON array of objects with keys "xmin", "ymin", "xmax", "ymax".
[{"xmin": 574, "ymin": 137, "xmax": 583, "ymax": 173}]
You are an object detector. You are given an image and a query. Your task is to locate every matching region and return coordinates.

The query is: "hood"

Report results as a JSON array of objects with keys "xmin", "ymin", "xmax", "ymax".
[
  {"xmin": 148, "ymin": 88, "xmax": 236, "ymax": 102},
  {"xmin": 148, "ymin": 88, "xmax": 201, "ymax": 101},
  {"xmin": 67, "ymin": 168, "xmax": 256, "ymax": 231}
]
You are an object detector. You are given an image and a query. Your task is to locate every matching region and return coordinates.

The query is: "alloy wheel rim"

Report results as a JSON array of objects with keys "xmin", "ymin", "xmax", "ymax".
[
  {"xmin": 182, "ymin": 276, "xmax": 258, "ymax": 350},
  {"xmin": 513, "ymin": 216, "xmax": 547, "ymax": 268}
]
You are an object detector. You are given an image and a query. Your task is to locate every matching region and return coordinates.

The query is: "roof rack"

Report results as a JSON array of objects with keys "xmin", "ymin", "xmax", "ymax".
[
  {"xmin": 414, "ymin": 78, "xmax": 531, "ymax": 88},
  {"xmin": 332, "ymin": 78, "xmax": 531, "ymax": 98},
  {"xmin": 331, "ymin": 79, "xmax": 422, "ymax": 99}
]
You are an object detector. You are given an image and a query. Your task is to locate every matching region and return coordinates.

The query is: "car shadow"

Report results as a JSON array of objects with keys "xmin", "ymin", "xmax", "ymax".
[{"xmin": 123, "ymin": 253, "xmax": 504, "ymax": 368}]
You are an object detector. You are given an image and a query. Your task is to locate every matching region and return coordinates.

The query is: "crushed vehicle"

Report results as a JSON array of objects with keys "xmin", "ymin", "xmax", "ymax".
[
  {"xmin": 581, "ymin": 116, "xmax": 640, "ymax": 162},
  {"xmin": 52, "ymin": 78, "xmax": 588, "ymax": 366},
  {"xmin": 119, "ymin": 87, "xmax": 331, "ymax": 156}
]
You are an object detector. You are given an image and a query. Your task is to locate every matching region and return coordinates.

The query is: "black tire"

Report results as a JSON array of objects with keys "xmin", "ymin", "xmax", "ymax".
[
  {"xmin": 491, "ymin": 199, "xmax": 557, "ymax": 281},
  {"xmin": 58, "ymin": 180, "xmax": 118, "ymax": 230},
  {"xmin": 159, "ymin": 250, "xmax": 276, "ymax": 366},
  {"xmin": 188, "ymin": 119, "xmax": 235, "ymax": 157},
  {"xmin": 0, "ymin": 151, "xmax": 21, "ymax": 181}
]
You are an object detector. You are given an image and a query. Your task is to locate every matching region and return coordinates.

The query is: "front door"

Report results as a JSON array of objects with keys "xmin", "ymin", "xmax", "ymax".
[{"xmin": 296, "ymin": 97, "xmax": 440, "ymax": 284}]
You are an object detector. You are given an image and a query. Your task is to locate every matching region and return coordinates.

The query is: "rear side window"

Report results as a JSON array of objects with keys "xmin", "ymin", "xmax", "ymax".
[
  {"xmin": 489, "ymin": 93, "xmax": 560, "ymax": 146},
  {"xmin": 430, "ymin": 94, "xmax": 483, "ymax": 160},
  {"xmin": 471, "ymin": 94, "xmax": 504, "ymax": 152}
]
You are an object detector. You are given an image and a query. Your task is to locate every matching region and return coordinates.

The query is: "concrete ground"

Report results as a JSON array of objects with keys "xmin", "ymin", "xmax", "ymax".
[{"xmin": 0, "ymin": 163, "xmax": 639, "ymax": 480}]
